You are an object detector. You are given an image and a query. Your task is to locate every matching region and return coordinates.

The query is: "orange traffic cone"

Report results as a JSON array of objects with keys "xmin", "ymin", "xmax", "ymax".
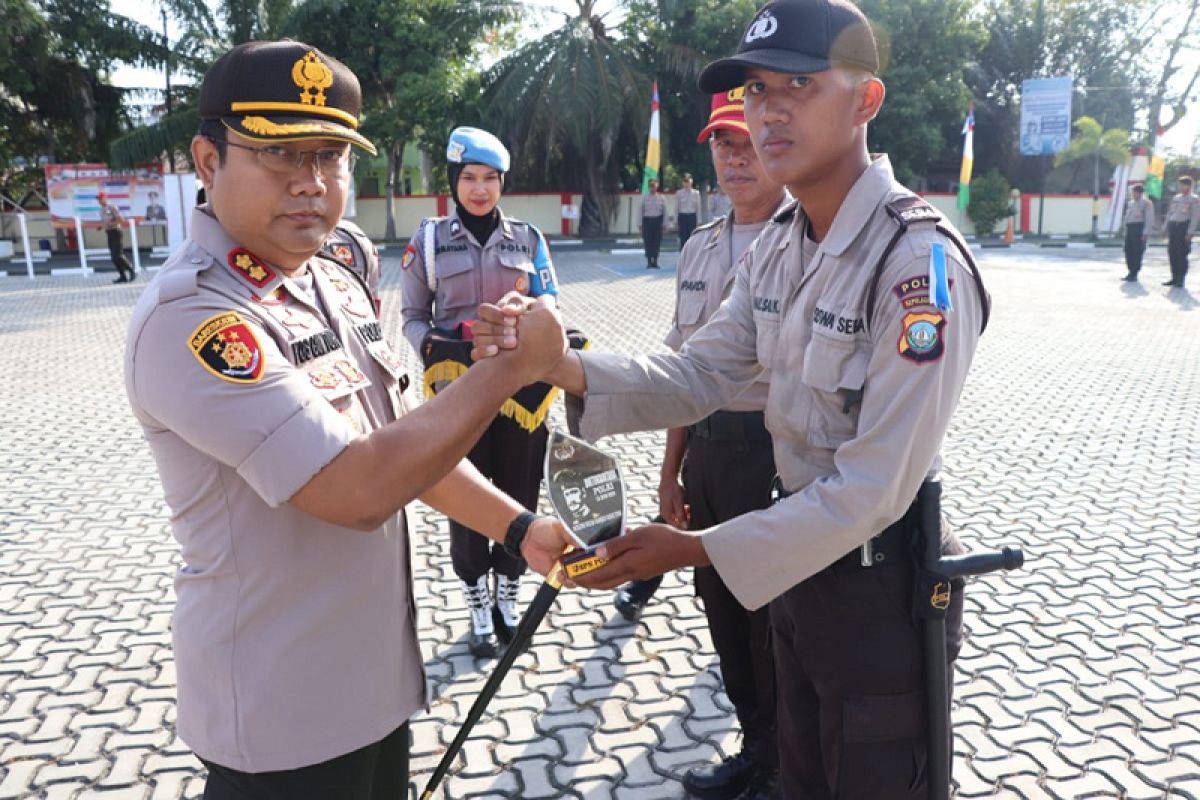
[{"xmin": 1004, "ymin": 216, "xmax": 1014, "ymax": 246}]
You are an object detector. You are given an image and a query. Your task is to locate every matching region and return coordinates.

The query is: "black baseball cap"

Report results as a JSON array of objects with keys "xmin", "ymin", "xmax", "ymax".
[
  {"xmin": 1132, "ymin": 184, "xmax": 1145, "ymax": 193},
  {"xmin": 199, "ymin": 40, "xmax": 377, "ymax": 155},
  {"xmin": 698, "ymin": 0, "xmax": 879, "ymax": 93}
]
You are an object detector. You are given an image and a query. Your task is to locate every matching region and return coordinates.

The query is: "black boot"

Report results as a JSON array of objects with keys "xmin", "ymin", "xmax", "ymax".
[
  {"xmin": 682, "ymin": 748, "xmax": 756, "ymax": 800},
  {"xmin": 732, "ymin": 769, "xmax": 780, "ymax": 800}
]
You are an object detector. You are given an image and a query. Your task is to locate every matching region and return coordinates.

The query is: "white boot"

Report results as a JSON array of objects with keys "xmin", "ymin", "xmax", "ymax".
[
  {"xmin": 460, "ymin": 577, "xmax": 497, "ymax": 657},
  {"xmin": 496, "ymin": 574, "xmax": 522, "ymax": 630}
]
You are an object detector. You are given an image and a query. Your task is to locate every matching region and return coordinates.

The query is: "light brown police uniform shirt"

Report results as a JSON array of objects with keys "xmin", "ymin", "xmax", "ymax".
[
  {"xmin": 575, "ymin": 156, "xmax": 985, "ymax": 610},
  {"xmin": 125, "ymin": 208, "xmax": 424, "ymax": 773},
  {"xmin": 1122, "ymin": 196, "xmax": 1155, "ymax": 229},
  {"xmin": 101, "ymin": 204, "xmax": 123, "ymax": 230},
  {"xmin": 399, "ymin": 209, "xmax": 558, "ymax": 356},
  {"xmin": 675, "ymin": 187, "xmax": 701, "ymax": 216},
  {"xmin": 1165, "ymin": 192, "xmax": 1200, "ymax": 236},
  {"xmin": 639, "ymin": 192, "xmax": 666, "ymax": 220},
  {"xmin": 662, "ymin": 199, "xmax": 790, "ymax": 412}
]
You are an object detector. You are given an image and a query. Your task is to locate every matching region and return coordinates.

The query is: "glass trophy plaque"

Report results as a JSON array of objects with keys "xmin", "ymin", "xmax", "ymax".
[{"xmin": 544, "ymin": 429, "xmax": 627, "ymax": 575}]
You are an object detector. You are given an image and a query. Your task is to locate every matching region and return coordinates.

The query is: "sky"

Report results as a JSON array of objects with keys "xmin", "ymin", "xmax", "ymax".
[{"xmin": 109, "ymin": 0, "xmax": 1197, "ymax": 156}]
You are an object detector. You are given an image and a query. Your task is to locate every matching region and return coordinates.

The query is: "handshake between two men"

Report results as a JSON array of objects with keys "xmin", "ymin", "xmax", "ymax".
[{"xmin": 471, "ymin": 292, "xmax": 713, "ymax": 590}]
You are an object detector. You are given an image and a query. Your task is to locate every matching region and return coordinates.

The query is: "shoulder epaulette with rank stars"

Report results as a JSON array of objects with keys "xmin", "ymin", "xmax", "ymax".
[{"xmin": 226, "ymin": 248, "xmax": 278, "ymax": 290}]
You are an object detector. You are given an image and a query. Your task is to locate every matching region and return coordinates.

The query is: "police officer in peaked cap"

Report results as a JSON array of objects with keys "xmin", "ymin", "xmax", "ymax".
[
  {"xmin": 400, "ymin": 125, "xmax": 563, "ymax": 658},
  {"xmin": 125, "ymin": 40, "xmax": 573, "ymax": 798},
  {"xmin": 474, "ymin": 0, "xmax": 991, "ymax": 796}
]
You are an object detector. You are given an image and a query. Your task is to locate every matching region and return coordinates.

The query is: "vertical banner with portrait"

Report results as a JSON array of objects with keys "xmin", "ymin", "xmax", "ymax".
[
  {"xmin": 44, "ymin": 164, "xmax": 166, "ymax": 228},
  {"xmin": 1019, "ymin": 78, "xmax": 1074, "ymax": 157}
]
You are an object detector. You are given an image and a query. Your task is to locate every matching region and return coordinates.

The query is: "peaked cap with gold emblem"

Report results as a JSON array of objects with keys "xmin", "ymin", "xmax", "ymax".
[{"xmin": 199, "ymin": 40, "xmax": 377, "ymax": 155}]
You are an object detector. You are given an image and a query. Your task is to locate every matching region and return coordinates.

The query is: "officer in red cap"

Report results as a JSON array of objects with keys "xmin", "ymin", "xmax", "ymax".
[{"xmin": 616, "ymin": 87, "xmax": 789, "ymax": 800}]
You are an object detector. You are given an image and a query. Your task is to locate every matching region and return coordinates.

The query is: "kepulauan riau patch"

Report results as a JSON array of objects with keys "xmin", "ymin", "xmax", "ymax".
[{"xmin": 897, "ymin": 311, "xmax": 946, "ymax": 363}]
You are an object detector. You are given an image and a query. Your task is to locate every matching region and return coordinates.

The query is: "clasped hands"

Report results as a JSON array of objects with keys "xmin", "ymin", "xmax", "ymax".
[{"xmin": 471, "ymin": 292, "xmax": 712, "ymax": 589}]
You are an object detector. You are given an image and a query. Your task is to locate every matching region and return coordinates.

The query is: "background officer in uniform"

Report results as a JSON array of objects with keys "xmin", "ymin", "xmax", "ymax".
[
  {"xmin": 475, "ymin": 1, "xmax": 988, "ymax": 796},
  {"xmin": 640, "ymin": 178, "xmax": 667, "ymax": 268},
  {"xmin": 627, "ymin": 89, "xmax": 788, "ymax": 800},
  {"xmin": 124, "ymin": 41, "xmax": 572, "ymax": 800},
  {"xmin": 1164, "ymin": 175, "xmax": 1200, "ymax": 288},
  {"xmin": 98, "ymin": 192, "xmax": 136, "ymax": 283},
  {"xmin": 1121, "ymin": 184, "xmax": 1154, "ymax": 282},
  {"xmin": 675, "ymin": 172, "xmax": 702, "ymax": 247},
  {"xmin": 400, "ymin": 127, "xmax": 561, "ymax": 658}
]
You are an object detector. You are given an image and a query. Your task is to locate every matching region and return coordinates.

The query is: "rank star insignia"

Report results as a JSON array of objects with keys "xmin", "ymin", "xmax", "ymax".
[
  {"xmin": 898, "ymin": 311, "xmax": 946, "ymax": 363},
  {"xmin": 292, "ymin": 50, "xmax": 333, "ymax": 107},
  {"xmin": 227, "ymin": 249, "xmax": 276, "ymax": 289},
  {"xmin": 189, "ymin": 312, "xmax": 265, "ymax": 383}
]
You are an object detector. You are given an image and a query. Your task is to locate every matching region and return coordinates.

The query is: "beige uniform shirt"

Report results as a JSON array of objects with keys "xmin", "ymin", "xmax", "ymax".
[
  {"xmin": 576, "ymin": 157, "xmax": 985, "ymax": 610},
  {"xmin": 400, "ymin": 210, "xmax": 558, "ymax": 356},
  {"xmin": 1123, "ymin": 196, "xmax": 1155, "ymax": 229},
  {"xmin": 1165, "ymin": 192, "xmax": 1200, "ymax": 235},
  {"xmin": 100, "ymin": 204, "xmax": 123, "ymax": 230},
  {"xmin": 639, "ymin": 192, "xmax": 666, "ymax": 219},
  {"xmin": 125, "ymin": 208, "xmax": 424, "ymax": 772},
  {"xmin": 675, "ymin": 187, "xmax": 701, "ymax": 215},
  {"xmin": 663, "ymin": 198, "xmax": 790, "ymax": 412}
]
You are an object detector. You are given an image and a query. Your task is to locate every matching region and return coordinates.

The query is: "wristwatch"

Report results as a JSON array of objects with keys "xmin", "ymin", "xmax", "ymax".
[{"xmin": 503, "ymin": 511, "xmax": 538, "ymax": 559}]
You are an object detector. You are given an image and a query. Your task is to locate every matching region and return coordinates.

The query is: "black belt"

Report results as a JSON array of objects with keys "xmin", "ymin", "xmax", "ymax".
[
  {"xmin": 770, "ymin": 477, "xmax": 913, "ymax": 572},
  {"xmin": 687, "ymin": 410, "xmax": 770, "ymax": 442}
]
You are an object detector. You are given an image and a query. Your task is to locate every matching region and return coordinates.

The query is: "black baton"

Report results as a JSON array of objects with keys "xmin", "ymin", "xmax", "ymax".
[{"xmin": 916, "ymin": 481, "xmax": 1024, "ymax": 800}]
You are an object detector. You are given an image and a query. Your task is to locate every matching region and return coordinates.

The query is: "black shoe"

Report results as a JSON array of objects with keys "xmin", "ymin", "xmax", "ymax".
[
  {"xmin": 1123, "ymin": 273, "xmax": 1138, "ymax": 282},
  {"xmin": 112, "ymin": 276, "xmax": 128, "ymax": 284},
  {"xmin": 467, "ymin": 627, "xmax": 499, "ymax": 658},
  {"xmin": 1163, "ymin": 280, "xmax": 1178, "ymax": 286},
  {"xmin": 682, "ymin": 750, "xmax": 755, "ymax": 799},
  {"xmin": 614, "ymin": 586, "xmax": 650, "ymax": 621},
  {"xmin": 491, "ymin": 604, "xmax": 515, "ymax": 646},
  {"xmin": 732, "ymin": 769, "xmax": 779, "ymax": 800}
]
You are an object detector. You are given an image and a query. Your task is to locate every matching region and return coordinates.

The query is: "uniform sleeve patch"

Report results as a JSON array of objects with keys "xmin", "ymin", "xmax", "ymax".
[
  {"xmin": 227, "ymin": 248, "xmax": 276, "ymax": 288},
  {"xmin": 898, "ymin": 311, "xmax": 945, "ymax": 363},
  {"xmin": 333, "ymin": 245, "xmax": 354, "ymax": 267},
  {"xmin": 892, "ymin": 274, "xmax": 954, "ymax": 310},
  {"xmin": 401, "ymin": 243, "xmax": 416, "ymax": 270},
  {"xmin": 189, "ymin": 312, "xmax": 266, "ymax": 383}
]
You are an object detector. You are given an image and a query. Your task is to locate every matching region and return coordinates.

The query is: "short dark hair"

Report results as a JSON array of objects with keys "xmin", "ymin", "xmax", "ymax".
[
  {"xmin": 1181, "ymin": 175, "xmax": 1194, "ymax": 185},
  {"xmin": 198, "ymin": 119, "xmax": 228, "ymax": 165},
  {"xmin": 1132, "ymin": 184, "xmax": 1144, "ymax": 192}
]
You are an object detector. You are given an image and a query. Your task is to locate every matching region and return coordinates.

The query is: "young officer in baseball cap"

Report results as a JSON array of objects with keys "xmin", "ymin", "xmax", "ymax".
[
  {"xmin": 126, "ymin": 40, "xmax": 574, "ymax": 798},
  {"xmin": 473, "ymin": 0, "xmax": 992, "ymax": 796}
]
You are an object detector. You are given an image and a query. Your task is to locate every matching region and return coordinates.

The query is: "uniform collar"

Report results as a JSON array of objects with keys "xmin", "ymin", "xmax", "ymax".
[
  {"xmin": 446, "ymin": 207, "xmax": 514, "ymax": 242},
  {"xmin": 190, "ymin": 206, "xmax": 286, "ymax": 297},
  {"xmin": 704, "ymin": 193, "xmax": 792, "ymax": 250},
  {"xmin": 802, "ymin": 154, "xmax": 896, "ymax": 258}
]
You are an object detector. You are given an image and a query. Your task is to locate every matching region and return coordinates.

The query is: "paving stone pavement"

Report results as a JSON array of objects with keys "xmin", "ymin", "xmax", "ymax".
[{"xmin": 1, "ymin": 243, "xmax": 1198, "ymax": 800}]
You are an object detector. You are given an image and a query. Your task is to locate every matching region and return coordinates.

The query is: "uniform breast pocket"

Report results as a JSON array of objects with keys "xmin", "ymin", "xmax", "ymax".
[
  {"xmin": 754, "ymin": 315, "xmax": 780, "ymax": 369},
  {"xmin": 497, "ymin": 251, "xmax": 535, "ymax": 296},
  {"xmin": 800, "ymin": 335, "xmax": 869, "ymax": 449},
  {"xmin": 676, "ymin": 290, "xmax": 706, "ymax": 328},
  {"xmin": 435, "ymin": 256, "xmax": 478, "ymax": 312}
]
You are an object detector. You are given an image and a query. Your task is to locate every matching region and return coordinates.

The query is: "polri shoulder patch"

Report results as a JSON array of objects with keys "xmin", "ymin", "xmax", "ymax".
[
  {"xmin": 898, "ymin": 311, "xmax": 946, "ymax": 363},
  {"xmin": 189, "ymin": 312, "xmax": 265, "ymax": 383},
  {"xmin": 885, "ymin": 196, "xmax": 941, "ymax": 227},
  {"xmin": 227, "ymin": 248, "xmax": 276, "ymax": 288},
  {"xmin": 401, "ymin": 243, "xmax": 416, "ymax": 270},
  {"xmin": 332, "ymin": 245, "xmax": 354, "ymax": 267}
]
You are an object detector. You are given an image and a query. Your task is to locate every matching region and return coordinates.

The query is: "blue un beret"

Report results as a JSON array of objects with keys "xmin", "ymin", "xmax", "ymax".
[{"xmin": 446, "ymin": 127, "xmax": 510, "ymax": 172}]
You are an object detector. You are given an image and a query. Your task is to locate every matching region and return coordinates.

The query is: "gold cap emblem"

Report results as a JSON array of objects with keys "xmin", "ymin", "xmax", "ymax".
[{"xmin": 292, "ymin": 51, "xmax": 334, "ymax": 107}]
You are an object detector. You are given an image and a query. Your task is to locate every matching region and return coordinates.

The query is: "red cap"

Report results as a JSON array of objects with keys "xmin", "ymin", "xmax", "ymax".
[
  {"xmin": 97, "ymin": 192, "xmax": 107, "ymax": 201},
  {"xmin": 697, "ymin": 87, "xmax": 749, "ymax": 143}
]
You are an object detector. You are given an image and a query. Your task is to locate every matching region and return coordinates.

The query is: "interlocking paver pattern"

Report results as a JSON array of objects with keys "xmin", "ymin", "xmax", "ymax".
[{"xmin": 1, "ymin": 243, "xmax": 1198, "ymax": 798}]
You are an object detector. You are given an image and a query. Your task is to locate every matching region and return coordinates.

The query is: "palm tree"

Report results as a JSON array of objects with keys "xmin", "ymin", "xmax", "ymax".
[
  {"xmin": 481, "ymin": 1, "xmax": 646, "ymax": 236},
  {"xmin": 1055, "ymin": 116, "xmax": 1130, "ymax": 238}
]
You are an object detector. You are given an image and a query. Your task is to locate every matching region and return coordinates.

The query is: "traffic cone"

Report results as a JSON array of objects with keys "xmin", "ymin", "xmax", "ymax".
[{"xmin": 1004, "ymin": 216, "xmax": 1014, "ymax": 246}]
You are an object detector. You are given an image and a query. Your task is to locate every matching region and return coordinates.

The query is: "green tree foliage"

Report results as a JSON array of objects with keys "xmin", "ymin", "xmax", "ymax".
[
  {"xmin": 480, "ymin": 2, "xmax": 644, "ymax": 235},
  {"xmin": 966, "ymin": 168, "xmax": 1012, "ymax": 235},
  {"xmin": 859, "ymin": 0, "xmax": 983, "ymax": 186},
  {"xmin": 1, "ymin": 0, "xmax": 166, "ymax": 198}
]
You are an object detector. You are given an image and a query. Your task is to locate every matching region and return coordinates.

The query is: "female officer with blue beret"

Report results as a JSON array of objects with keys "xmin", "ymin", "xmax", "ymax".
[{"xmin": 400, "ymin": 126, "xmax": 560, "ymax": 657}]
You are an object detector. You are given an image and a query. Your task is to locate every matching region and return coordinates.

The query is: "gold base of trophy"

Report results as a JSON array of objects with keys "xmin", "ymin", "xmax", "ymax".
[{"xmin": 561, "ymin": 548, "xmax": 609, "ymax": 578}]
